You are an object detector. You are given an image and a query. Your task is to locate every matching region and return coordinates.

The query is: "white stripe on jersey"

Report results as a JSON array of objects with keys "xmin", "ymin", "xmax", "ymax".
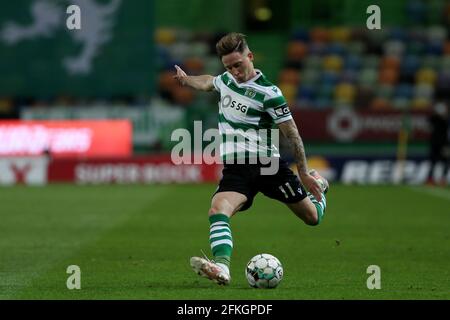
[{"xmin": 214, "ymin": 70, "xmax": 292, "ymax": 159}]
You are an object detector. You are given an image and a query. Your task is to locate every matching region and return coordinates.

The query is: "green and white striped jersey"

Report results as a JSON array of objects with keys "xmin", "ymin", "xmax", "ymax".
[{"xmin": 212, "ymin": 69, "xmax": 292, "ymax": 161}]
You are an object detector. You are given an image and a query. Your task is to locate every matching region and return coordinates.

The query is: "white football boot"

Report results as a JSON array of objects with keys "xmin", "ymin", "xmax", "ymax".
[{"xmin": 190, "ymin": 256, "xmax": 231, "ymax": 285}]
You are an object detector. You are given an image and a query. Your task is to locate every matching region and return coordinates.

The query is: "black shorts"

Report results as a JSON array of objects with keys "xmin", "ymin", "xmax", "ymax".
[{"xmin": 214, "ymin": 158, "xmax": 308, "ymax": 211}]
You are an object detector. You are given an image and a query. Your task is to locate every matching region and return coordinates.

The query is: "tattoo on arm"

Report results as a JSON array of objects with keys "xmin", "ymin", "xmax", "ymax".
[{"xmin": 279, "ymin": 120, "xmax": 308, "ymax": 176}]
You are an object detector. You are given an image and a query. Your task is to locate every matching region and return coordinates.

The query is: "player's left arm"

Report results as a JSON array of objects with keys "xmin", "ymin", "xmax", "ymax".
[{"xmin": 278, "ymin": 119, "xmax": 323, "ymax": 201}]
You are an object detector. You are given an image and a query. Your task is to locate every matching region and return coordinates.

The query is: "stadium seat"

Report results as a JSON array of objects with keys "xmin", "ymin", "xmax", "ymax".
[
  {"xmin": 443, "ymin": 41, "xmax": 450, "ymax": 55},
  {"xmin": 413, "ymin": 83, "xmax": 434, "ymax": 99},
  {"xmin": 184, "ymin": 57, "xmax": 204, "ymax": 75},
  {"xmin": 415, "ymin": 68, "xmax": 437, "ymax": 85},
  {"xmin": 376, "ymin": 84, "xmax": 395, "ymax": 99},
  {"xmin": 287, "ymin": 41, "xmax": 308, "ymax": 63},
  {"xmin": 304, "ymin": 56, "xmax": 322, "ymax": 70},
  {"xmin": 314, "ymin": 97, "xmax": 332, "ymax": 109},
  {"xmin": 401, "ymin": 54, "xmax": 421, "ymax": 77},
  {"xmin": 321, "ymin": 71, "xmax": 340, "ymax": 86},
  {"xmin": 158, "ymin": 70, "xmax": 178, "ymax": 92},
  {"xmin": 334, "ymin": 83, "xmax": 356, "ymax": 104},
  {"xmin": 323, "ymin": 55, "xmax": 343, "ymax": 72},
  {"xmin": 383, "ymin": 40, "xmax": 405, "ymax": 57},
  {"xmin": 189, "ymin": 42, "xmax": 210, "ymax": 57},
  {"xmin": 392, "ymin": 97, "xmax": 410, "ymax": 110},
  {"xmin": 310, "ymin": 27, "xmax": 330, "ymax": 43},
  {"xmin": 292, "ymin": 28, "xmax": 310, "ymax": 42},
  {"xmin": 379, "ymin": 68, "xmax": 399, "ymax": 85},
  {"xmin": 425, "ymin": 41, "xmax": 443, "ymax": 56},
  {"xmin": 172, "ymin": 86, "xmax": 195, "ymax": 106},
  {"xmin": 427, "ymin": 26, "xmax": 447, "ymax": 43},
  {"xmin": 330, "ymin": 27, "xmax": 351, "ymax": 43},
  {"xmin": 340, "ymin": 70, "xmax": 358, "ymax": 83},
  {"xmin": 395, "ymin": 84, "xmax": 413, "ymax": 99},
  {"xmin": 381, "ymin": 56, "xmax": 401, "ymax": 71},
  {"xmin": 168, "ymin": 42, "xmax": 191, "ymax": 61},
  {"xmin": 279, "ymin": 68, "xmax": 301, "ymax": 86},
  {"xmin": 411, "ymin": 97, "xmax": 431, "ymax": 110},
  {"xmin": 370, "ymin": 97, "xmax": 392, "ymax": 110},
  {"xmin": 355, "ymin": 86, "xmax": 375, "ymax": 108},
  {"xmin": 309, "ymin": 42, "xmax": 327, "ymax": 56},
  {"xmin": 363, "ymin": 55, "xmax": 380, "ymax": 69},
  {"xmin": 347, "ymin": 41, "xmax": 366, "ymax": 55},
  {"xmin": 388, "ymin": 27, "xmax": 408, "ymax": 42},
  {"xmin": 437, "ymin": 71, "xmax": 450, "ymax": 90},
  {"xmin": 278, "ymin": 83, "xmax": 297, "ymax": 106},
  {"xmin": 358, "ymin": 68, "xmax": 378, "ymax": 86},
  {"xmin": 440, "ymin": 56, "xmax": 450, "ymax": 70},
  {"xmin": 327, "ymin": 42, "xmax": 346, "ymax": 56},
  {"xmin": 203, "ymin": 56, "xmax": 222, "ymax": 75},
  {"xmin": 297, "ymin": 84, "xmax": 316, "ymax": 100},
  {"xmin": 301, "ymin": 69, "xmax": 320, "ymax": 85},
  {"xmin": 155, "ymin": 28, "xmax": 177, "ymax": 45},
  {"xmin": 344, "ymin": 54, "xmax": 362, "ymax": 70},
  {"xmin": 408, "ymin": 41, "xmax": 425, "ymax": 55}
]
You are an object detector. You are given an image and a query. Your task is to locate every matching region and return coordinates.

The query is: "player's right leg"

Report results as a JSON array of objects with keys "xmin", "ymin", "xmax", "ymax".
[
  {"xmin": 190, "ymin": 191, "xmax": 247, "ymax": 285},
  {"xmin": 287, "ymin": 169, "xmax": 329, "ymax": 226},
  {"xmin": 259, "ymin": 158, "xmax": 329, "ymax": 226}
]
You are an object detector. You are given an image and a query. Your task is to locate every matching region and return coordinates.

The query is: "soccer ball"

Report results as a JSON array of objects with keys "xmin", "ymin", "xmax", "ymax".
[{"xmin": 245, "ymin": 253, "xmax": 283, "ymax": 289}]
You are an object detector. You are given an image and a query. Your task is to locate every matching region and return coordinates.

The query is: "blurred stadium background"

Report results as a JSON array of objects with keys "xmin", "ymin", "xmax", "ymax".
[
  {"xmin": 0, "ymin": 0, "xmax": 449, "ymax": 185},
  {"xmin": 0, "ymin": 0, "xmax": 449, "ymax": 299}
]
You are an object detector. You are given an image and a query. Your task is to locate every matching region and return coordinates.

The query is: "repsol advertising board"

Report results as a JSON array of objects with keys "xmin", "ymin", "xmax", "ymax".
[{"xmin": 297, "ymin": 155, "xmax": 449, "ymax": 185}]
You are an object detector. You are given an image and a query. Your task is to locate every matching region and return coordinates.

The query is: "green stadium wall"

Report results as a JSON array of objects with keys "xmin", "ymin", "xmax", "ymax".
[{"xmin": 0, "ymin": 0, "xmax": 155, "ymax": 98}]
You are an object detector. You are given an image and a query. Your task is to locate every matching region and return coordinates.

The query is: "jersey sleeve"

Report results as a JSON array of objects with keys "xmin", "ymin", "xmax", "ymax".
[
  {"xmin": 263, "ymin": 86, "xmax": 293, "ymax": 124},
  {"xmin": 212, "ymin": 73, "xmax": 225, "ymax": 92}
]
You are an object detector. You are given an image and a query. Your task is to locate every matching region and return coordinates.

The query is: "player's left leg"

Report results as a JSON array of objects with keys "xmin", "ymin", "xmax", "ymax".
[{"xmin": 190, "ymin": 191, "xmax": 247, "ymax": 285}]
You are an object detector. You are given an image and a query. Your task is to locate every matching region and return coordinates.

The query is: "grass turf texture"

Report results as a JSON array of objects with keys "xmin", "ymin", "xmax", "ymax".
[{"xmin": 0, "ymin": 184, "xmax": 449, "ymax": 299}]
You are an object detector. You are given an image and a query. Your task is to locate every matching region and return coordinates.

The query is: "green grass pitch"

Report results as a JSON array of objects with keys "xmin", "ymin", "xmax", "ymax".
[{"xmin": 0, "ymin": 184, "xmax": 449, "ymax": 299}]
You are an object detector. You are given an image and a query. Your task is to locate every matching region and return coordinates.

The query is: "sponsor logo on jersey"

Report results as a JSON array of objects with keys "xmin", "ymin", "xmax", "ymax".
[
  {"xmin": 274, "ymin": 105, "xmax": 291, "ymax": 117},
  {"xmin": 221, "ymin": 95, "xmax": 248, "ymax": 113}
]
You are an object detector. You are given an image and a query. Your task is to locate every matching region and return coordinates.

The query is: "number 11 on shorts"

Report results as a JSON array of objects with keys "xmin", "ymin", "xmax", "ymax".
[{"xmin": 279, "ymin": 182, "xmax": 295, "ymax": 199}]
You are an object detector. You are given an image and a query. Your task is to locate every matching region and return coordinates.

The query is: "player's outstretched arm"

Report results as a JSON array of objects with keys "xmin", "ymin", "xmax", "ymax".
[
  {"xmin": 174, "ymin": 65, "xmax": 215, "ymax": 91},
  {"xmin": 278, "ymin": 119, "xmax": 323, "ymax": 201}
]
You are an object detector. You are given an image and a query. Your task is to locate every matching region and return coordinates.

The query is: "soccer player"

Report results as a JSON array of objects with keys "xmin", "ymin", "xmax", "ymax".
[{"xmin": 174, "ymin": 32, "xmax": 329, "ymax": 285}]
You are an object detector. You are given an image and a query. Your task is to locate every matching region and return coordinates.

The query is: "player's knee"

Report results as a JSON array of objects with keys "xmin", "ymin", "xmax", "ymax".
[
  {"xmin": 208, "ymin": 206, "xmax": 222, "ymax": 216},
  {"xmin": 208, "ymin": 202, "xmax": 231, "ymax": 216},
  {"xmin": 307, "ymin": 217, "xmax": 320, "ymax": 226},
  {"xmin": 304, "ymin": 209, "xmax": 319, "ymax": 226}
]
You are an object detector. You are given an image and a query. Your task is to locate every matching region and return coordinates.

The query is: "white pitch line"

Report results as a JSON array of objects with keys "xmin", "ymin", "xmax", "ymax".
[{"xmin": 408, "ymin": 186, "xmax": 450, "ymax": 202}]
